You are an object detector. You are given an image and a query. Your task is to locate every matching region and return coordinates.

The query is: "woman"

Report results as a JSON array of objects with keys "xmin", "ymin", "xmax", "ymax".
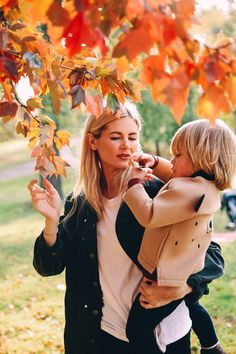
[{"xmin": 28, "ymin": 102, "xmax": 224, "ymax": 354}]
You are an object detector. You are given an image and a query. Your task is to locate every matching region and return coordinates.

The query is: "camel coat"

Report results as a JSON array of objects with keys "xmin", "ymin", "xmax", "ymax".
[{"xmin": 123, "ymin": 158, "xmax": 221, "ymax": 287}]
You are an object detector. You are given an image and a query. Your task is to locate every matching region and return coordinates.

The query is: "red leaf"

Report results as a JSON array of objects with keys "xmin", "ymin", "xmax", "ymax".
[
  {"xmin": 0, "ymin": 56, "xmax": 18, "ymax": 81},
  {"xmin": 62, "ymin": 13, "xmax": 107, "ymax": 57},
  {"xmin": 0, "ymin": 101, "xmax": 18, "ymax": 117},
  {"xmin": 46, "ymin": 0, "xmax": 70, "ymax": 26}
]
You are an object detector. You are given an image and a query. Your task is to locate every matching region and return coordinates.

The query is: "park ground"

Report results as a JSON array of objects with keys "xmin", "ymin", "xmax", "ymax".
[{"xmin": 0, "ymin": 137, "xmax": 235, "ymax": 353}]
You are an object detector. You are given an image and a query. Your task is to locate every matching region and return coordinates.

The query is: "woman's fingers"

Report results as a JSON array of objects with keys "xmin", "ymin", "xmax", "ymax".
[
  {"xmin": 43, "ymin": 178, "xmax": 59, "ymax": 196},
  {"xmin": 27, "ymin": 179, "xmax": 38, "ymax": 192}
]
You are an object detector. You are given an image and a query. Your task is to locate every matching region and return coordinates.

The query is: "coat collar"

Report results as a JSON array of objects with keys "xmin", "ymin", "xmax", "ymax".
[{"xmin": 191, "ymin": 170, "xmax": 215, "ymax": 181}]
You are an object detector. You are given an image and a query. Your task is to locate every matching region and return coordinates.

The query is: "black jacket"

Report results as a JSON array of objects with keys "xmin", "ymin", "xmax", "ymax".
[{"xmin": 33, "ymin": 179, "xmax": 224, "ymax": 354}]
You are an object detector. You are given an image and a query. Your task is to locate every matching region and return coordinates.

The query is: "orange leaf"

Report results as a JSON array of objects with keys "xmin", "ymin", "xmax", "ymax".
[
  {"xmin": 52, "ymin": 155, "xmax": 69, "ymax": 177},
  {"xmin": 16, "ymin": 121, "xmax": 28, "ymax": 136},
  {"xmin": 48, "ymin": 80, "xmax": 65, "ymax": 115},
  {"xmin": 222, "ymin": 74, "xmax": 236, "ymax": 109},
  {"xmin": 126, "ymin": 0, "xmax": 145, "ymax": 20},
  {"xmin": 140, "ymin": 55, "xmax": 167, "ymax": 86},
  {"xmin": 85, "ymin": 94, "xmax": 104, "ymax": 118},
  {"xmin": 46, "ymin": 0, "xmax": 70, "ymax": 26},
  {"xmin": 113, "ymin": 27, "xmax": 153, "ymax": 61},
  {"xmin": 197, "ymin": 85, "xmax": 231, "ymax": 122}
]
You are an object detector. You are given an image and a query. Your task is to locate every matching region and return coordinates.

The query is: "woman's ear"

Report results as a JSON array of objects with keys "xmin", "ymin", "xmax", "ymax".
[{"xmin": 87, "ymin": 133, "xmax": 97, "ymax": 150}]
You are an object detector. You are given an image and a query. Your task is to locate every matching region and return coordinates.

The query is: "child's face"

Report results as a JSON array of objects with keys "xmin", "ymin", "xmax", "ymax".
[{"xmin": 171, "ymin": 152, "xmax": 197, "ymax": 178}]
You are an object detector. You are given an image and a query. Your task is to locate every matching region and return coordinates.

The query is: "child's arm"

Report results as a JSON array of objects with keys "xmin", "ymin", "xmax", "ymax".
[{"xmin": 123, "ymin": 178, "xmax": 200, "ymax": 228}]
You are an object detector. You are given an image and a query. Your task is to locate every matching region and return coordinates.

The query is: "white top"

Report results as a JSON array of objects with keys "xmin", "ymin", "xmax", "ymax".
[{"xmin": 97, "ymin": 194, "xmax": 191, "ymax": 349}]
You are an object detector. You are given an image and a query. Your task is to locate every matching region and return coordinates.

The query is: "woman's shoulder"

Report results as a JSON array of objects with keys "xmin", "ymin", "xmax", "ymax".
[{"xmin": 63, "ymin": 191, "xmax": 86, "ymax": 213}]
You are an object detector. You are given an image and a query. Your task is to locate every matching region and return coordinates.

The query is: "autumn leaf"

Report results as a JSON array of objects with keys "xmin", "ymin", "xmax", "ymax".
[
  {"xmin": 222, "ymin": 74, "xmax": 236, "ymax": 109},
  {"xmin": 197, "ymin": 84, "xmax": 231, "ymax": 122},
  {"xmin": 54, "ymin": 130, "xmax": 71, "ymax": 150},
  {"xmin": 48, "ymin": 80, "xmax": 65, "ymax": 115},
  {"xmin": 113, "ymin": 27, "xmax": 154, "ymax": 61},
  {"xmin": 62, "ymin": 13, "xmax": 107, "ymax": 57},
  {"xmin": 16, "ymin": 121, "xmax": 29, "ymax": 136},
  {"xmin": 85, "ymin": 94, "xmax": 104, "ymax": 118},
  {"xmin": 125, "ymin": 0, "xmax": 145, "ymax": 20},
  {"xmin": 39, "ymin": 125, "xmax": 54, "ymax": 147},
  {"xmin": 26, "ymin": 97, "xmax": 44, "ymax": 111},
  {"xmin": 23, "ymin": 52, "xmax": 43, "ymax": 69},
  {"xmin": 107, "ymin": 94, "xmax": 120, "ymax": 112},
  {"xmin": 0, "ymin": 56, "xmax": 18, "ymax": 81},
  {"xmin": 40, "ymin": 114, "xmax": 56, "ymax": 129},
  {"xmin": 0, "ymin": 101, "xmax": 18, "ymax": 118},
  {"xmin": 46, "ymin": 0, "xmax": 70, "ymax": 26},
  {"xmin": 52, "ymin": 155, "xmax": 70, "ymax": 177},
  {"xmin": 69, "ymin": 85, "xmax": 86, "ymax": 109}
]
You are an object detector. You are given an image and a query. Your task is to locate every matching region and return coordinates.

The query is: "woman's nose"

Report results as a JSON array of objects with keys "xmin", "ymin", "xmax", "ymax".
[{"xmin": 120, "ymin": 139, "xmax": 130, "ymax": 148}]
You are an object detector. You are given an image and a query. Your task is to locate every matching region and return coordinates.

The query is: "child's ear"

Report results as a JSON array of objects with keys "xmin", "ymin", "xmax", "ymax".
[{"xmin": 87, "ymin": 133, "xmax": 97, "ymax": 150}]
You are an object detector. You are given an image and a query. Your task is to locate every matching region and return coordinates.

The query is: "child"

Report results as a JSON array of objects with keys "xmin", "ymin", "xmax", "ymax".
[{"xmin": 122, "ymin": 119, "xmax": 236, "ymax": 354}]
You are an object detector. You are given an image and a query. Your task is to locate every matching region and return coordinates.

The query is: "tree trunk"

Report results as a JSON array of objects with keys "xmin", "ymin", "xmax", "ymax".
[{"xmin": 155, "ymin": 140, "xmax": 161, "ymax": 156}]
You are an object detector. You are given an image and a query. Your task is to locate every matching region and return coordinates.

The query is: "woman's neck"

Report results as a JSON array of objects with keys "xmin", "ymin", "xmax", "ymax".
[
  {"xmin": 101, "ymin": 166, "xmax": 121, "ymax": 199},
  {"xmin": 103, "ymin": 185, "xmax": 120, "ymax": 199}
]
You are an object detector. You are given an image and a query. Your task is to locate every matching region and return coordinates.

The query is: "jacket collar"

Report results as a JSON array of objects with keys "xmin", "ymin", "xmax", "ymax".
[{"xmin": 191, "ymin": 170, "xmax": 215, "ymax": 181}]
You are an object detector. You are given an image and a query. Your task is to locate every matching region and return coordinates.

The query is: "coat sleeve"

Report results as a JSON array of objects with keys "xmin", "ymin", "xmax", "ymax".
[
  {"xmin": 123, "ymin": 179, "xmax": 199, "ymax": 228},
  {"xmin": 185, "ymin": 241, "xmax": 224, "ymax": 302},
  {"xmin": 33, "ymin": 193, "xmax": 78, "ymax": 276}
]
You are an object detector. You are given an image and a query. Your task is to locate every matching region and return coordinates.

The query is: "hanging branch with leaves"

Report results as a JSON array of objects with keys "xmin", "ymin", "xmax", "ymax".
[{"xmin": 0, "ymin": 0, "xmax": 236, "ymax": 176}]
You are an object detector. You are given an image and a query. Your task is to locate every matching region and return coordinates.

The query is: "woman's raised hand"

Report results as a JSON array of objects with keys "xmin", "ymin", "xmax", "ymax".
[{"xmin": 27, "ymin": 178, "xmax": 62, "ymax": 222}]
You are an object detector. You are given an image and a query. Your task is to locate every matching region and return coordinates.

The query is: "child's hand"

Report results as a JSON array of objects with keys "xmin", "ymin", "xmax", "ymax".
[{"xmin": 131, "ymin": 152, "xmax": 156, "ymax": 168}]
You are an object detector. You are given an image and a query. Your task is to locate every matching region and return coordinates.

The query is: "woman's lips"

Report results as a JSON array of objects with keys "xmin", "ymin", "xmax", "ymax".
[{"xmin": 117, "ymin": 154, "xmax": 131, "ymax": 160}]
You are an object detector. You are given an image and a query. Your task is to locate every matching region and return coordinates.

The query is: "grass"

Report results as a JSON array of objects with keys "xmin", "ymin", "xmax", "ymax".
[
  {"xmin": 0, "ymin": 146, "xmax": 235, "ymax": 353},
  {"xmin": 0, "ymin": 137, "xmax": 31, "ymax": 171}
]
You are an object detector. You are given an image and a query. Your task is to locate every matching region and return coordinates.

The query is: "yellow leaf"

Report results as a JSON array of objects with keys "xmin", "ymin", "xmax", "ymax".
[
  {"xmin": 27, "ymin": 97, "xmax": 44, "ymax": 111},
  {"xmin": 40, "ymin": 114, "xmax": 56, "ymax": 129}
]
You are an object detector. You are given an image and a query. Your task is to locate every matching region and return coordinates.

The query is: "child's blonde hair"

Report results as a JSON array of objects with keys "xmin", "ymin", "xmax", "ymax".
[
  {"xmin": 72, "ymin": 101, "xmax": 142, "ymax": 218},
  {"xmin": 170, "ymin": 119, "xmax": 236, "ymax": 191}
]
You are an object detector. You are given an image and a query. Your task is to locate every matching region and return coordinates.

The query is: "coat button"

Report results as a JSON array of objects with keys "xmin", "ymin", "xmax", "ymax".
[
  {"xmin": 84, "ymin": 218, "xmax": 87, "ymax": 223},
  {"xmin": 90, "ymin": 338, "xmax": 96, "ymax": 344},
  {"xmin": 89, "ymin": 253, "xmax": 95, "ymax": 259},
  {"xmin": 92, "ymin": 310, "xmax": 99, "ymax": 316},
  {"xmin": 92, "ymin": 281, "xmax": 98, "ymax": 287},
  {"xmin": 81, "ymin": 236, "xmax": 86, "ymax": 242},
  {"xmin": 84, "ymin": 304, "xmax": 88, "ymax": 308}
]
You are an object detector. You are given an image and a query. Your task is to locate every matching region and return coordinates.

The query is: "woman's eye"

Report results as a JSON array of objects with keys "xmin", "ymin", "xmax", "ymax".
[
  {"xmin": 110, "ymin": 137, "xmax": 120, "ymax": 140},
  {"xmin": 129, "ymin": 138, "xmax": 137, "ymax": 141}
]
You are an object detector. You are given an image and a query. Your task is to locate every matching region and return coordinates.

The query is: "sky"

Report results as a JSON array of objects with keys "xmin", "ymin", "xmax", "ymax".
[{"xmin": 196, "ymin": 0, "xmax": 234, "ymax": 13}]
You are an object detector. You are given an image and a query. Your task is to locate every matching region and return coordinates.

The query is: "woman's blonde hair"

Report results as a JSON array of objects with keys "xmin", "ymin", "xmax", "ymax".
[
  {"xmin": 72, "ymin": 101, "xmax": 142, "ymax": 219},
  {"xmin": 171, "ymin": 119, "xmax": 236, "ymax": 190}
]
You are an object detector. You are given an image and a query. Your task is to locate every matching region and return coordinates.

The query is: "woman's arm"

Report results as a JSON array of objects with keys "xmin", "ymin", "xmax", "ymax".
[
  {"xmin": 33, "ymin": 194, "xmax": 74, "ymax": 276},
  {"xmin": 29, "ymin": 179, "xmax": 76, "ymax": 277}
]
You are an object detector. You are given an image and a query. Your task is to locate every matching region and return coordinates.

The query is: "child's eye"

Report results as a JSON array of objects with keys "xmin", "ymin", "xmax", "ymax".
[
  {"xmin": 110, "ymin": 137, "xmax": 120, "ymax": 140},
  {"xmin": 129, "ymin": 137, "xmax": 137, "ymax": 141}
]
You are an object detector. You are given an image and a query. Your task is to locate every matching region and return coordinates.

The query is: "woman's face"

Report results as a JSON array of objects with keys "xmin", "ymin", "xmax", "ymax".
[{"xmin": 91, "ymin": 116, "xmax": 139, "ymax": 175}]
